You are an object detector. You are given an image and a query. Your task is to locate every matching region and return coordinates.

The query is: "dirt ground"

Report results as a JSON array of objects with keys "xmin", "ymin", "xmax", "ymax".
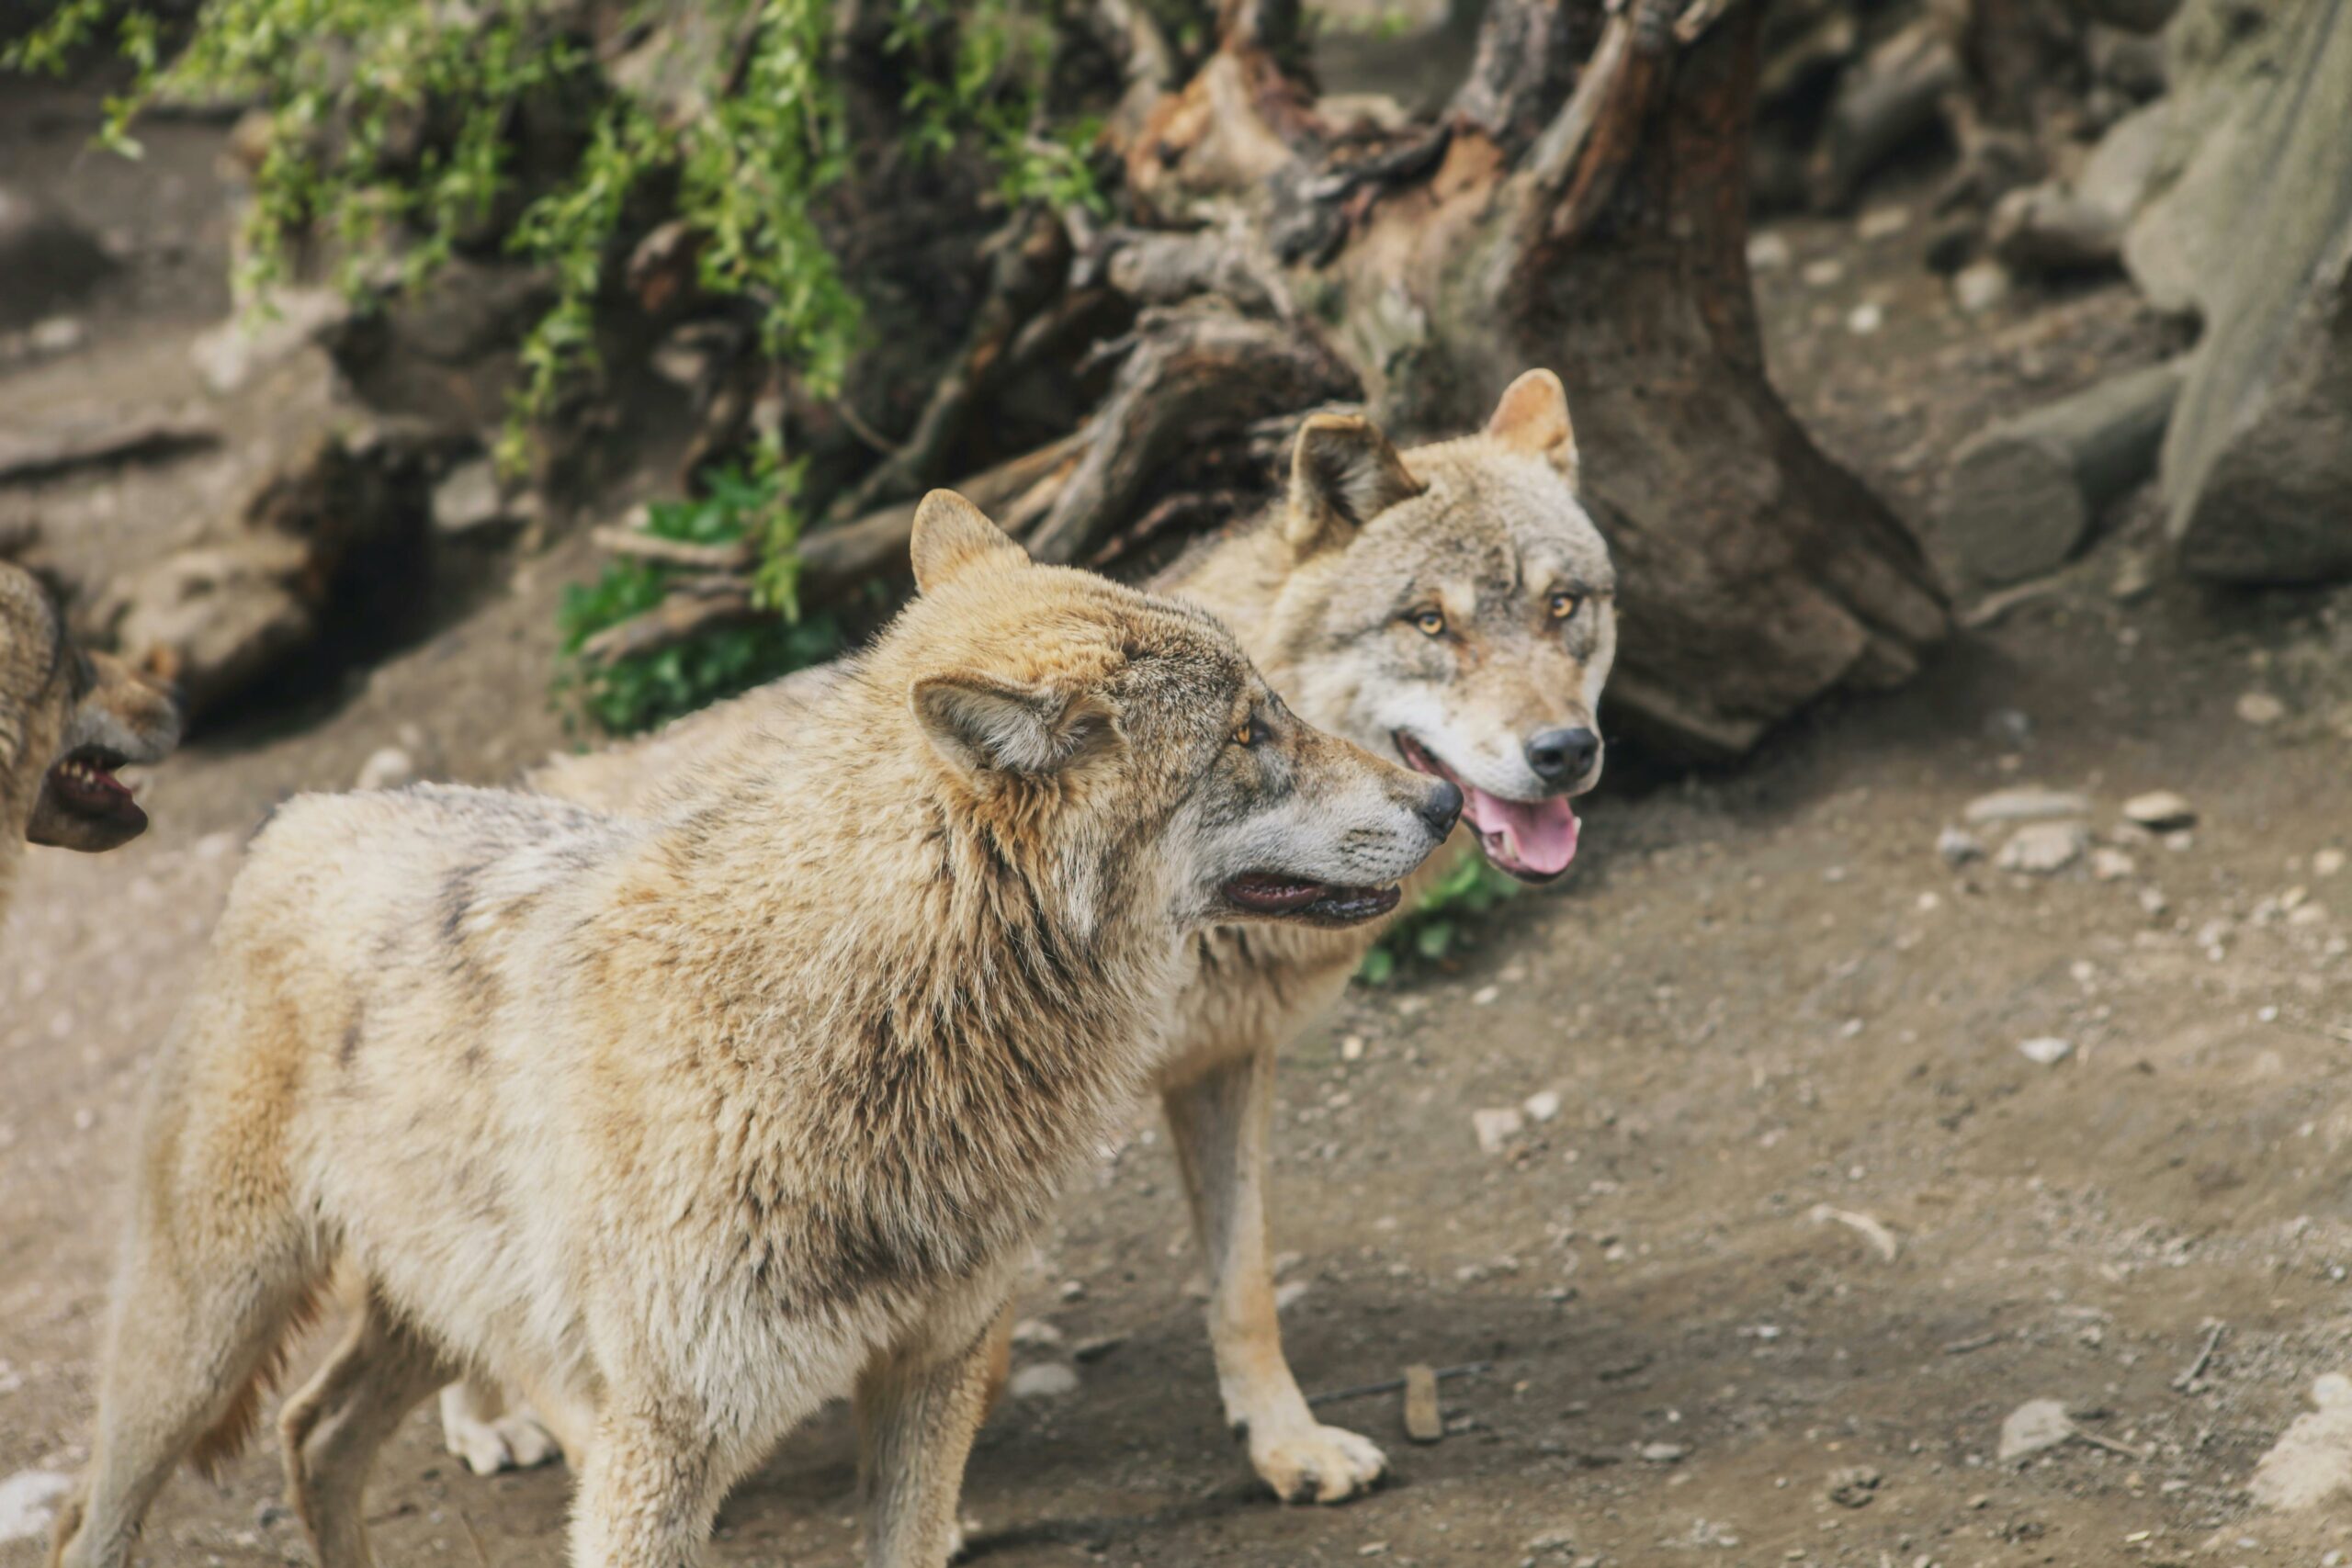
[{"xmin": 6, "ymin": 78, "xmax": 2352, "ymax": 1568}]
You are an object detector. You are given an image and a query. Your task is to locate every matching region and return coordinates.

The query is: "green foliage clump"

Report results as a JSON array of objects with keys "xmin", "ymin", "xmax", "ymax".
[
  {"xmin": 554, "ymin": 462, "xmax": 839, "ymax": 736},
  {"xmin": 1356, "ymin": 853, "xmax": 1523, "ymax": 986}
]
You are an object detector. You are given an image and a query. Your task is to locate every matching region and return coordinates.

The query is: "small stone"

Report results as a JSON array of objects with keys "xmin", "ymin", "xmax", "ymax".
[
  {"xmin": 1007, "ymin": 1363, "xmax": 1079, "ymax": 1400},
  {"xmin": 1746, "ymin": 232, "xmax": 1792, "ymax": 271},
  {"xmin": 2018, "ymin": 1036, "xmax": 2074, "ymax": 1066},
  {"xmin": 1273, "ymin": 1280, "xmax": 1311, "ymax": 1313},
  {"xmin": 1523, "ymin": 1089, "xmax": 1563, "ymax": 1123},
  {"xmin": 1801, "ymin": 257, "xmax": 1844, "ymax": 288},
  {"xmin": 28, "ymin": 315, "xmax": 85, "ymax": 355},
  {"xmin": 356, "ymin": 745, "xmax": 418, "ymax": 792},
  {"xmin": 2091, "ymin": 848, "xmax": 2138, "ymax": 882},
  {"xmin": 2109, "ymin": 551, "xmax": 2158, "ymax": 602},
  {"xmin": 2122, "ymin": 791, "xmax": 2196, "ymax": 830},
  {"xmin": 432, "ymin": 457, "xmax": 515, "ymax": 537},
  {"xmin": 1525, "ymin": 1528, "xmax": 1576, "ymax": 1556},
  {"xmin": 1009, "ymin": 1318, "xmax": 1064, "ymax": 1350},
  {"xmin": 1639, "ymin": 1441, "xmax": 1687, "ymax": 1463},
  {"xmin": 2238, "ymin": 691, "xmax": 2288, "ymax": 726},
  {"xmin": 1997, "ymin": 1398, "xmax": 2075, "ymax": 1461},
  {"xmin": 1846, "ymin": 301, "xmax": 1884, "ymax": 335},
  {"xmin": 1858, "ymin": 206, "xmax": 1911, "ymax": 240},
  {"xmin": 1826, "ymin": 1464, "xmax": 1882, "ymax": 1507},
  {"xmin": 1937, "ymin": 826, "xmax": 1985, "ymax": 866},
  {"xmin": 1474, "ymin": 1107, "xmax": 1526, "ymax": 1154},
  {"xmin": 1472, "ymin": 984, "xmax": 1500, "ymax": 1006},
  {"xmin": 1953, "ymin": 260, "xmax": 2011, "ymax": 314},
  {"xmin": 1072, "ymin": 1334, "xmax": 1125, "ymax": 1362},
  {"xmin": 1965, "ymin": 786, "xmax": 2090, "ymax": 824},
  {"xmin": 1057, "ymin": 1279, "xmax": 1086, "ymax": 1302},
  {"xmin": 2315, "ymin": 848, "xmax": 2346, "ymax": 878},
  {"xmin": 1997, "ymin": 821, "xmax": 2088, "ymax": 874},
  {"xmin": 1403, "ymin": 1363, "xmax": 1443, "ymax": 1443},
  {"xmin": 1340, "ymin": 1033, "xmax": 1366, "ymax": 1061}
]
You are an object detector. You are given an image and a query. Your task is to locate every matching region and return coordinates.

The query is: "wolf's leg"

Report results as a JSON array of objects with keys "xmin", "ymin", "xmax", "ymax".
[
  {"xmin": 439, "ymin": 1376, "xmax": 563, "ymax": 1475},
  {"xmin": 1163, "ymin": 1044, "xmax": 1387, "ymax": 1504},
  {"xmin": 569, "ymin": 1404, "xmax": 723, "ymax": 1567},
  {"xmin": 51, "ymin": 1179, "xmax": 321, "ymax": 1567},
  {"xmin": 280, "ymin": 1289, "xmax": 453, "ymax": 1568},
  {"xmin": 856, "ymin": 1328, "xmax": 996, "ymax": 1568}
]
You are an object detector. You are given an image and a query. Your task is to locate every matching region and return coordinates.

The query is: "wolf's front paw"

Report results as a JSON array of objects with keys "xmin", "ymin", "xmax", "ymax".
[
  {"xmin": 443, "ymin": 1402, "xmax": 563, "ymax": 1476},
  {"xmin": 1250, "ymin": 1419, "xmax": 1387, "ymax": 1504}
]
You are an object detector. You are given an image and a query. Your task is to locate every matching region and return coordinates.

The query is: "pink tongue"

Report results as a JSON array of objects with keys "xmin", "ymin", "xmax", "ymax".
[{"xmin": 1463, "ymin": 786, "xmax": 1580, "ymax": 875}]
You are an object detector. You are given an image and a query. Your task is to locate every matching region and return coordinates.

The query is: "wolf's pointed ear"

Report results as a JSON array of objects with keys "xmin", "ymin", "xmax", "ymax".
[
  {"xmin": 1283, "ymin": 413, "xmax": 1423, "ymax": 557},
  {"xmin": 912, "ymin": 672, "xmax": 1121, "ymax": 781},
  {"xmin": 1486, "ymin": 369, "xmax": 1579, "ymax": 489},
  {"xmin": 910, "ymin": 490, "xmax": 1028, "ymax": 593}
]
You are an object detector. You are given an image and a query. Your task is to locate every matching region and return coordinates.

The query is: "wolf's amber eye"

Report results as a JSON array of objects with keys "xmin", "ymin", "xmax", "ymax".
[
  {"xmin": 1232, "ymin": 716, "xmax": 1260, "ymax": 747},
  {"xmin": 1410, "ymin": 610, "xmax": 1446, "ymax": 637},
  {"xmin": 1548, "ymin": 590, "xmax": 1579, "ymax": 621}
]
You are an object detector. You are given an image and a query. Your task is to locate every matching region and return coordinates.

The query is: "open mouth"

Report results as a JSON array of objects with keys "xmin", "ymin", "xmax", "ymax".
[
  {"xmin": 41, "ymin": 746, "xmax": 148, "ymax": 835},
  {"xmin": 1395, "ymin": 732, "xmax": 1579, "ymax": 884},
  {"xmin": 1222, "ymin": 873, "xmax": 1403, "ymax": 927}
]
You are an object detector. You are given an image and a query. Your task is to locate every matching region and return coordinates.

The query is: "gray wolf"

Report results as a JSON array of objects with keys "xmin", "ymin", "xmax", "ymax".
[
  {"xmin": 454, "ymin": 370, "xmax": 1616, "ymax": 1505},
  {"xmin": 1, "ymin": 560, "xmax": 181, "ymax": 931},
  {"xmin": 49, "ymin": 491, "xmax": 1460, "ymax": 1568}
]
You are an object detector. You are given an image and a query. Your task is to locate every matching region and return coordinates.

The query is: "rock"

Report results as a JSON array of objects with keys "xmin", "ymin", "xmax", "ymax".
[
  {"xmin": 1010, "ymin": 1318, "xmax": 1064, "ymax": 1350},
  {"xmin": 27, "ymin": 316, "xmax": 85, "ymax": 356},
  {"xmin": 1801, "ymin": 257, "xmax": 1844, "ymax": 288},
  {"xmin": 2317, "ymin": 848, "xmax": 2346, "ymax": 878},
  {"xmin": 1953, "ymin": 260, "xmax": 2011, "ymax": 315},
  {"xmin": 1937, "ymin": 825, "xmax": 1986, "ymax": 866},
  {"xmin": 432, "ymin": 457, "xmax": 519, "ymax": 537},
  {"xmin": 1638, "ymin": 1440, "xmax": 1687, "ymax": 1463},
  {"xmin": 1523, "ymin": 1089, "xmax": 1563, "ymax": 1123},
  {"xmin": 190, "ymin": 287, "xmax": 346, "ymax": 394},
  {"xmin": 1274, "ymin": 1279, "xmax": 1311, "ymax": 1313},
  {"xmin": 2250, "ymin": 1373, "xmax": 2352, "ymax": 1510},
  {"xmin": 1402, "ymin": 1363, "xmax": 1443, "ymax": 1443},
  {"xmin": 1745, "ymin": 232, "xmax": 1792, "ymax": 272},
  {"xmin": 2122, "ymin": 790, "xmax": 2197, "ymax": 829},
  {"xmin": 2018, "ymin": 1035, "xmax": 2075, "ymax": 1066},
  {"xmin": 1826, "ymin": 1464, "xmax": 1882, "ymax": 1507},
  {"xmin": 1473, "ymin": 1107, "xmax": 1526, "ymax": 1154},
  {"xmin": 1997, "ymin": 822, "xmax": 2089, "ymax": 874},
  {"xmin": 1964, "ymin": 787, "xmax": 2090, "ymax": 825},
  {"xmin": 1857, "ymin": 206, "xmax": 1910, "ymax": 241},
  {"xmin": 0, "ymin": 187, "xmax": 110, "ymax": 330},
  {"xmin": 1057, "ymin": 1279, "xmax": 1086, "ymax": 1302},
  {"xmin": 1845, "ymin": 302, "xmax": 1884, "ymax": 335},
  {"xmin": 355, "ymin": 746, "xmax": 418, "ymax": 792},
  {"xmin": 2125, "ymin": 0, "xmax": 2352, "ymax": 583},
  {"xmin": 2237, "ymin": 691, "xmax": 2287, "ymax": 726},
  {"xmin": 1997, "ymin": 1398, "xmax": 2076, "ymax": 1461},
  {"xmin": 1007, "ymin": 1362, "xmax": 1079, "ymax": 1400},
  {"xmin": 2109, "ymin": 549, "xmax": 2159, "ymax": 601},
  {"xmin": 2091, "ymin": 847, "xmax": 2138, "ymax": 882},
  {"xmin": 1072, "ymin": 1334, "xmax": 1125, "ymax": 1362},
  {"xmin": 0, "ymin": 1469, "xmax": 73, "ymax": 1545}
]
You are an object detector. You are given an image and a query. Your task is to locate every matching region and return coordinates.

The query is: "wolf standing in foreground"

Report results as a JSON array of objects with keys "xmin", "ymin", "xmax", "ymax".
[
  {"xmin": 457, "ymin": 370, "xmax": 1614, "ymax": 1504},
  {"xmin": 50, "ymin": 493, "xmax": 1461, "ymax": 1568},
  {"xmin": 1, "ymin": 560, "xmax": 181, "ymax": 932}
]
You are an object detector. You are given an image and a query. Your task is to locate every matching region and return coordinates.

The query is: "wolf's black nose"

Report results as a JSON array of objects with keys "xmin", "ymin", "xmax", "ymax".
[
  {"xmin": 1420, "ymin": 779, "xmax": 1464, "ymax": 837},
  {"xmin": 1525, "ymin": 727, "xmax": 1599, "ymax": 784}
]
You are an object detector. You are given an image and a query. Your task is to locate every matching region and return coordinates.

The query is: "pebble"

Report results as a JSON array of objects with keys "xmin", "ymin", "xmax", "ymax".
[
  {"xmin": 1846, "ymin": 302, "xmax": 1884, "ymax": 335},
  {"xmin": 1057, "ymin": 1279, "xmax": 1086, "ymax": 1302},
  {"xmin": 2316, "ymin": 848, "xmax": 2346, "ymax": 879},
  {"xmin": 1007, "ymin": 1363, "xmax": 1080, "ymax": 1400},
  {"xmin": 2237, "ymin": 691, "xmax": 2287, "ymax": 726},
  {"xmin": 1953, "ymin": 260, "xmax": 2011, "ymax": 314},
  {"xmin": 1274, "ymin": 1280, "xmax": 1311, "ymax": 1313},
  {"xmin": 28, "ymin": 315, "xmax": 85, "ymax": 355},
  {"xmin": 1523, "ymin": 1089, "xmax": 1563, "ymax": 1123},
  {"xmin": 1801, "ymin": 257, "xmax": 1844, "ymax": 288},
  {"xmin": 356, "ymin": 746, "xmax": 418, "ymax": 792},
  {"xmin": 1937, "ymin": 825, "xmax": 1985, "ymax": 866},
  {"xmin": 2109, "ymin": 550, "xmax": 2158, "ymax": 602},
  {"xmin": 1826, "ymin": 1464, "xmax": 1882, "ymax": 1507},
  {"xmin": 1997, "ymin": 821, "xmax": 2088, "ymax": 874},
  {"xmin": 2122, "ymin": 791, "xmax": 2196, "ymax": 830},
  {"xmin": 2018, "ymin": 1036, "xmax": 2074, "ymax": 1066},
  {"xmin": 1858, "ymin": 205, "xmax": 1911, "ymax": 240},
  {"xmin": 2091, "ymin": 848, "xmax": 2138, "ymax": 882},
  {"xmin": 1639, "ymin": 1441, "xmax": 1688, "ymax": 1463},
  {"xmin": 1965, "ymin": 787, "xmax": 2090, "ymax": 825},
  {"xmin": 1997, "ymin": 1398, "xmax": 2075, "ymax": 1461},
  {"xmin": 1474, "ymin": 1107, "xmax": 1526, "ymax": 1154},
  {"xmin": 1746, "ymin": 232, "xmax": 1792, "ymax": 271},
  {"xmin": 1009, "ymin": 1318, "xmax": 1063, "ymax": 1349}
]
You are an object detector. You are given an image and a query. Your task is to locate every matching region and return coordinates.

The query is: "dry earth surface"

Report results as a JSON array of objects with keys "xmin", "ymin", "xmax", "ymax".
[{"xmin": 6, "ymin": 80, "xmax": 2352, "ymax": 1568}]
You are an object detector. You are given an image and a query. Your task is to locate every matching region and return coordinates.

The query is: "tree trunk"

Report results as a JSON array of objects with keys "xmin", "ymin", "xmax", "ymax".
[{"xmin": 1110, "ymin": 0, "xmax": 1946, "ymax": 756}]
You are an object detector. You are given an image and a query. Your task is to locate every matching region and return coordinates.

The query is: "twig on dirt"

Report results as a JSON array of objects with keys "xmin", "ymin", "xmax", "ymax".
[
  {"xmin": 588, "ymin": 525, "xmax": 757, "ymax": 574},
  {"xmin": 1307, "ymin": 1360, "xmax": 1491, "ymax": 1407},
  {"xmin": 2171, "ymin": 1322, "xmax": 2224, "ymax": 1392},
  {"xmin": 459, "ymin": 1511, "xmax": 492, "ymax": 1568},
  {"xmin": 2072, "ymin": 1427, "xmax": 2143, "ymax": 1460},
  {"xmin": 1941, "ymin": 1330, "xmax": 2004, "ymax": 1356},
  {"xmin": 1812, "ymin": 1203, "xmax": 1901, "ymax": 1263}
]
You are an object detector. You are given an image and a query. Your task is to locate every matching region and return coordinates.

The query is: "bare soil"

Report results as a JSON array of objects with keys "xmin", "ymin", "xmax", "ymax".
[{"xmin": 6, "ymin": 87, "xmax": 2352, "ymax": 1568}]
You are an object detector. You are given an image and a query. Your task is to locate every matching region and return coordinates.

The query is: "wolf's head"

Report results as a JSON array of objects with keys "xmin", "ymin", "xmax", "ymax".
[
  {"xmin": 889, "ymin": 492, "xmax": 1461, "ymax": 935},
  {"xmin": 1259, "ymin": 371, "xmax": 1615, "ymax": 884},
  {"xmin": 1, "ymin": 561, "xmax": 182, "ymax": 853}
]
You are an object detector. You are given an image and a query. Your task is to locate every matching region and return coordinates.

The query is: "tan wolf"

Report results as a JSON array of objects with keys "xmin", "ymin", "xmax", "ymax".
[
  {"xmin": 449, "ymin": 370, "xmax": 1614, "ymax": 1504},
  {"xmin": 1, "ymin": 560, "xmax": 181, "ymax": 930},
  {"xmin": 49, "ymin": 492, "xmax": 1461, "ymax": 1568}
]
